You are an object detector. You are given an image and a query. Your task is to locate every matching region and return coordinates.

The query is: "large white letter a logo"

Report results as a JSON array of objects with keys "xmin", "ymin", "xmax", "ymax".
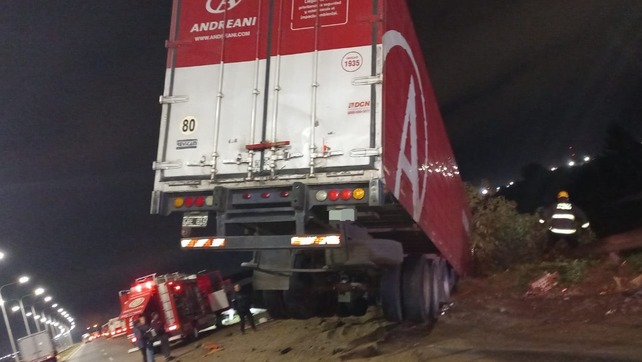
[{"xmin": 394, "ymin": 77, "xmax": 424, "ymax": 220}]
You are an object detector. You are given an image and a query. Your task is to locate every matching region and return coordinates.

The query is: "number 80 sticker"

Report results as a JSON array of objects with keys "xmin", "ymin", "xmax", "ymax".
[{"xmin": 180, "ymin": 116, "xmax": 197, "ymax": 135}]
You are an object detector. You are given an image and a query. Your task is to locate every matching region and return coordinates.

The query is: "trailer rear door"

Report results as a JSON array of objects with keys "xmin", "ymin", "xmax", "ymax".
[{"xmin": 157, "ymin": 0, "xmax": 380, "ymax": 182}]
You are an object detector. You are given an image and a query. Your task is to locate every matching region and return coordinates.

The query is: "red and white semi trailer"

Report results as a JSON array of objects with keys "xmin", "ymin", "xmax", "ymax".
[{"xmin": 151, "ymin": 0, "xmax": 471, "ymax": 323}]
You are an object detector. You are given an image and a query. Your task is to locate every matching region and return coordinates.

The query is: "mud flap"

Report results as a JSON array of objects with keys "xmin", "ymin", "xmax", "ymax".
[{"xmin": 252, "ymin": 250, "xmax": 292, "ymax": 290}]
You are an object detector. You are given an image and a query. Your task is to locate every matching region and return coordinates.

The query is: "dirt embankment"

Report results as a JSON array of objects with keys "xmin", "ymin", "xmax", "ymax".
[{"xmin": 172, "ymin": 260, "xmax": 642, "ymax": 361}]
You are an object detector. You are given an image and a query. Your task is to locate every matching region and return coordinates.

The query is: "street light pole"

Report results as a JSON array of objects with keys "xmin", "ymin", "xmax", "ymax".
[
  {"xmin": 18, "ymin": 298, "xmax": 31, "ymax": 335},
  {"xmin": 19, "ymin": 288, "xmax": 46, "ymax": 336},
  {"xmin": 30, "ymin": 305, "xmax": 41, "ymax": 332},
  {"xmin": 0, "ymin": 301, "xmax": 17, "ymax": 360},
  {"xmin": 0, "ymin": 276, "xmax": 29, "ymax": 362}
]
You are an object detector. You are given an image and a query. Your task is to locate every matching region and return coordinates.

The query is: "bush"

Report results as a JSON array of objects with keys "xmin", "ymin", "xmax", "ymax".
[{"xmin": 466, "ymin": 184, "xmax": 547, "ymax": 275}]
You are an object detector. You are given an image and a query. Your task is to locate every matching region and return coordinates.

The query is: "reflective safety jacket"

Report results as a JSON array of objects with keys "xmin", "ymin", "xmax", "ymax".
[{"xmin": 539, "ymin": 202, "xmax": 590, "ymax": 235}]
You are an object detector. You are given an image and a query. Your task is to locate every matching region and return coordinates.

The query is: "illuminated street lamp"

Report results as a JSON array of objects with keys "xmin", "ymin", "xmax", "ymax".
[
  {"xmin": 30, "ymin": 299, "xmax": 52, "ymax": 334},
  {"xmin": 0, "ymin": 276, "xmax": 29, "ymax": 362},
  {"xmin": 11, "ymin": 306, "xmax": 20, "ymax": 312},
  {"xmin": 0, "ymin": 251, "xmax": 4, "ymax": 260}
]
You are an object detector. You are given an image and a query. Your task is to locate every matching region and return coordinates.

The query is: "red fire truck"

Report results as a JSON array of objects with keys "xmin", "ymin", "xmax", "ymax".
[
  {"xmin": 118, "ymin": 272, "xmax": 230, "ymax": 345},
  {"xmin": 107, "ymin": 317, "xmax": 127, "ymax": 338}
]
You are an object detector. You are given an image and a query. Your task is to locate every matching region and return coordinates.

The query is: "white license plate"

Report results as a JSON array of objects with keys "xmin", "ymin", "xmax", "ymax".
[{"xmin": 182, "ymin": 214, "xmax": 208, "ymax": 228}]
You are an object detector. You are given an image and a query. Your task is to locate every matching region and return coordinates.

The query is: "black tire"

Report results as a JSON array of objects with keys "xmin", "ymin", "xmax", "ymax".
[
  {"xmin": 336, "ymin": 302, "xmax": 351, "ymax": 317},
  {"xmin": 316, "ymin": 291, "xmax": 337, "ymax": 317},
  {"xmin": 215, "ymin": 311, "xmax": 224, "ymax": 329},
  {"xmin": 437, "ymin": 259, "xmax": 452, "ymax": 306},
  {"xmin": 428, "ymin": 259, "xmax": 441, "ymax": 321},
  {"xmin": 263, "ymin": 290, "xmax": 289, "ymax": 319},
  {"xmin": 380, "ymin": 266, "xmax": 403, "ymax": 322},
  {"xmin": 283, "ymin": 253, "xmax": 317, "ymax": 319},
  {"xmin": 401, "ymin": 255, "xmax": 436, "ymax": 322},
  {"xmin": 185, "ymin": 321, "xmax": 199, "ymax": 342},
  {"xmin": 351, "ymin": 297, "xmax": 369, "ymax": 317},
  {"xmin": 448, "ymin": 264, "xmax": 459, "ymax": 293}
]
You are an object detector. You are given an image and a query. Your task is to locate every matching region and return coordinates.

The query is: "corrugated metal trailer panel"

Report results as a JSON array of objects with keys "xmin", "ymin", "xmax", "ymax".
[{"xmin": 153, "ymin": 0, "xmax": 470, "ymax": 274}]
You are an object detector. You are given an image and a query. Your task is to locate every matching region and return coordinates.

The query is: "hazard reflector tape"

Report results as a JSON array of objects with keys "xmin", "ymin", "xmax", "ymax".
[
  {"xmin": 291, "ymin": 235, "xmax": 341, "ymax": 246},
  {"xmin": 181, "ymin": 238, "xmax": 226, "ymax": 248}
]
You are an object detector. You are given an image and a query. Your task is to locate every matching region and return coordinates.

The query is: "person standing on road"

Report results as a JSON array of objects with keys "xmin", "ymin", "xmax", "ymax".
[
  {"xmin": 539, "ymin": 190, "xmax": 590, "ymax": 252},
  {"xmin": 232, "ymin": 283, "xmax": 256, "ymax": 334},
  {"xmin": 151, "ymin": 312, "xmax": 174, "ymax": 361},
  {"xmin": 137, "ymin": 315, "xmax": 156, "ymax": 362},
  {"xmin": 133, "ymin": 318, "xmax": 150, "ymax": 362}
]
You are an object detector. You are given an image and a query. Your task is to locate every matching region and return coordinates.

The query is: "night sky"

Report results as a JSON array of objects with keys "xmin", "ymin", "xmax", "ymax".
[{"xmin": 1, "ymin": 0, "xmax": 641, "ymax": 351}]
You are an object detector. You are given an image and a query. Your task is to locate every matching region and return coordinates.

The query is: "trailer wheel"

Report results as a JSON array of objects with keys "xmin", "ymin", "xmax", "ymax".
[
  {"xmin": 380, "ymin": 266, "xmax": 403, "ymax": 322},
  {"xmin": 263, "ymin": 290, "xmax": 289, "ymax": 319},
  {"xmin": 401, "ymin": 255, "xmax": 437, "ymax": 323},
  {"xmin": 351, "ymin": 297, "xmax": 368, "ymax": 317},
  {"xmin": 283, "ymin": 254, "xmax": 317, "ymax": 319},
  {"xmin": 447, "ymin": 264, "xmax": 459, "ymax": 293},
  {"xmin": 437, "ymin": 259, "xmax": 452, "ymax": 305},
  {"xmin": 336, "ymin": 302, "xmax": 351, "ymax": 317},
  {"xmin": 428, "ymin": 259, "xmax": 441, "ymax": 321},
  {"xmin": 316, "ymin": 291, "xmax": 337, "ymax": 317}
]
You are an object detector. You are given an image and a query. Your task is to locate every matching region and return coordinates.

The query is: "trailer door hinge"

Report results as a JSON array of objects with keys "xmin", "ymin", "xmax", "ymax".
[
  {"xmin": 153, "ymin": 160, "xmax": 182, "ymax": 170},
  {"xmin": 350, "ymin": 148, "xmax": 381, "ymax": 157},
  {"xmin": 352, "ymin": 75, "xmax": 382, "ymax": 86},
  {"xmin": 159, "ymin": 95, "xmax": 189, "ymax": 104}
]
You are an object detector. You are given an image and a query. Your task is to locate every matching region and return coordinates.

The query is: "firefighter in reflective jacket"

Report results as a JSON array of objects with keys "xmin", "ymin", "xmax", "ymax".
[{"xmin": 539, "ymin": 191, "xmax": 590, "ymax": 251}]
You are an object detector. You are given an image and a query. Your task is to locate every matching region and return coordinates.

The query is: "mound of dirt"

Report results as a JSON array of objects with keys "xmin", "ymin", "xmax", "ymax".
[{"xmin": 172, "ymin": 259, "xmax": 642, "ymax": 361}]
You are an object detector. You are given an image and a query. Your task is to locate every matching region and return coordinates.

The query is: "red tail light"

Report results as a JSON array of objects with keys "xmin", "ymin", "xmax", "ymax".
[
  {"xmin": 242, "ymin": 193, "xmax": 252, "ymax": 199},
  {"xmin": 261, "ymin": 192, "xmax": 271, "ymax": 198},
  {"xmin": 328, "ymin": 190, "xmax": 340, "ymax": 201},
  {"xmin": 184, "ymin": 197, "xmax": 194, "ymax": 207},
  {"xmin": 280, "ymin": 191, "xmax": 290, "ymax": 197},
  {"xmin": 195, "ymin": 196, "xmax": 205, "ymax": 207},
  {"xmin": 340, "ymin": 189, "xmax": 352, "ymax": 200}
]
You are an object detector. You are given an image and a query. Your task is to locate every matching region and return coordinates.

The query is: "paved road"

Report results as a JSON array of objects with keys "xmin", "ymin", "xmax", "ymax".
[{"xmin": 65, "ymin": 337, "xmax": 140, "ymax": 362}]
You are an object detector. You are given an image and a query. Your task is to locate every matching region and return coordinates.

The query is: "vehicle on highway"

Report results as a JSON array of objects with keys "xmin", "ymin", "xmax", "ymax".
[
  {"xmin": 18, "ymin": 330, "xmax": 57, "ymax": 362},
  {"xmin": 118, "ymin": 272, "xmax": 229, "ymax": 345},
  {"xmin": 151, "ymin": 0, "xmax": 470, "ymax": 323},
  {"xmin": 107, "ymin": 317, "xmax": 128, "ymax": 338}
]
